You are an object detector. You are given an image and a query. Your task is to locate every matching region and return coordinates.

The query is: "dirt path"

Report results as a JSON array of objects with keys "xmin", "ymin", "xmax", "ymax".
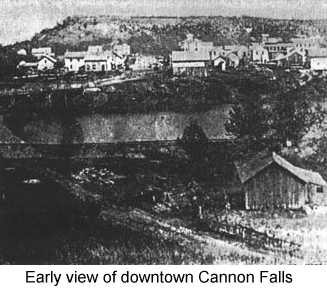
[{"xmin": 100, "ymin": 206, "xmax": 285, "ymax": 264}]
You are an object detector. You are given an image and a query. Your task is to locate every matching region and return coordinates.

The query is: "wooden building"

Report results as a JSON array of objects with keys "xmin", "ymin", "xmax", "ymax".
[
  {"xmin": 236, "ymin": 151, "xmax": 327, "ymax": 210},
  {"xmin": 171, "ymin": 50, "xmax": 211, "ymax": 76}
]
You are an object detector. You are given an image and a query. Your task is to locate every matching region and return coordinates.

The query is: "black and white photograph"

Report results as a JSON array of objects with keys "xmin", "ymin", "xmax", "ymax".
[{"xmin": 1, "ymin": 0, "xmax": 327, "ymax": 265}]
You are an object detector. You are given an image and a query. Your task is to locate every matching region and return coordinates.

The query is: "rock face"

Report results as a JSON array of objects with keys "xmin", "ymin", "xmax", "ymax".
[{"xmin": 1, "ymin": 106, "xmax": 231, "ymax": 144}]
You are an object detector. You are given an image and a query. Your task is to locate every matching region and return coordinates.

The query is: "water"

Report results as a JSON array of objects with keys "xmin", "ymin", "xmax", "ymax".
[{"xmin": 2, "ymin": 105, "xmax": 232, "ymax": 144}]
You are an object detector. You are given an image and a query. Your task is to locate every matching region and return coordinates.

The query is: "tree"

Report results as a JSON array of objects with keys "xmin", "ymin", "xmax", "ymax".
[
  {"xmin": 225, "ymin": 80, "xmax": 272, "ymax": 156},
  {"xmin": 180, "ymin": 119, "xmax": 208, "ymax": 160},
  {"xmin": 226, "ymin": 75, "xmax": 317, "ymax": 157},
  {"xmin": 179, "ymin": 119, "xmax": 209, "ymax": 180}
]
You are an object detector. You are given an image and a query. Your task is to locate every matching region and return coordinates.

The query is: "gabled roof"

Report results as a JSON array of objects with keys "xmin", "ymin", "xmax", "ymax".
[
  {"xmin": 39, "ymin": 55, "xmax": 57, "ymax": 63},
  {"xmin": 172, "ymin": 51, "xmax": 211, "ymax": 62},
  {"xmin": 272, "ymin": 49, "xmax": 304, "ymax": 62},
  {"xmin": 227, "ymin": 52, "xmax": 240, "ymax": 61},
  {"xmin": 236, "ymin": 150, "xmax": 327, "ymax": 187},
  {"xmin": 85, "ymin": 51, "xmax": 113, "ymax": 61},
  {"xmin": 272, "ymin": 53, "xmax": 286, "ymax": 61},
  {"xmin": 213, "ymin": 55, "xmax": 227, "ymax": 62},
  {"xmin": 17, "ymin": 61, "xmax": 37, "ymax": 68},
  {"xmin": 64, "ymin": 51, "xmax": 87, "ymax": 59}
]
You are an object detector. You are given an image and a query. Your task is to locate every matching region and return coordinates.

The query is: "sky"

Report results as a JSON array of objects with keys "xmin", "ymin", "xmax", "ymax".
[{"xmin": 1, "ymin": 0, "xmax": 327, "ymax": 45}]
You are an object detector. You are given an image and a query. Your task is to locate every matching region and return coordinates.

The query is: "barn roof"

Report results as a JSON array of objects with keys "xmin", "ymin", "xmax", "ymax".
[
  {"xmin": 236, "ymin": 151, "xmax": 327, "ymax": 187},
  {"xmin": 39, "ymin": 55, "xmax": 57, "ymax": 63},
  {"xmin": 172, "ymin": 51, "xmax": 211, "ymax": 62},
  {"xmin": 64, "ymin": 51, "xmax": 87, "ymax": 59}
]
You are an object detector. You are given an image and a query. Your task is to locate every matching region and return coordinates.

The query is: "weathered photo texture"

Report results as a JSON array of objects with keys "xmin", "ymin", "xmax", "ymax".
[{"xmin": 0, "ymin": 0, "xmax": 327, "ymax": 264}]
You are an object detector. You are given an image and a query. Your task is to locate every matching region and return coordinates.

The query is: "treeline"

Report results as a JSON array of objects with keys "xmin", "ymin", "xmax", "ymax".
[{"xmin": 3, "ymin": 71, "xmax": 327, "ymax": 117}]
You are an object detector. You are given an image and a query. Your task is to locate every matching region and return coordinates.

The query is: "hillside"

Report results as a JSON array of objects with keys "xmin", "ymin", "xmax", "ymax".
[{"xmin": 10, "ymin": 15, "xmax": 327, "ymax": 56}]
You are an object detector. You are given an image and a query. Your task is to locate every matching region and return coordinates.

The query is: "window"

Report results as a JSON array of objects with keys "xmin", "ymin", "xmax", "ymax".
[
  {"xmin": 317, "ymin": 186, "xmax": 324, "ymax": 193},
  {"xmin": 70, "ymin": 64, "xmax": 73, "ymax": 69},
  {"xmin": 86, "ymin": 65, "xmax": 90, "ymax": 71},
  {"xmin": 92, "ymin": 64, "xmax": 96, "ymax": 70}
]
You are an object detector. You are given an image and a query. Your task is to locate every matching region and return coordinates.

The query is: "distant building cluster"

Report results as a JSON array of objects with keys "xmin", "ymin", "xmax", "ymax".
[
  {"xmin": 15, "ymin": 32, "xmax": 327, "ymax": 77},
  {"xmin": 171, "ymin": 33, "xmax": 327, "ymax": 76},
  {"xmin": 16, "ymin": 43, "xmax": 164, "ymax": 75}
]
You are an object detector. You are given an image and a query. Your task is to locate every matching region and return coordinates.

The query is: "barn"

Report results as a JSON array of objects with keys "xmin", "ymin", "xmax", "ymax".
[{"xmin": 236, "ymin": 151, "xmax": 327, "ymax": 210}]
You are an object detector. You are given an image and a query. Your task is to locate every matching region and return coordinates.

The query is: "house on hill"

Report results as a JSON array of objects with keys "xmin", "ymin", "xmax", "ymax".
[
  {"xmin": 37, "ymin": 55, "xmax": 57, "ymax": 71},
  {"xmin": 236, "ymin": 151, "xmax": 327, "ymax": 210},
  {"xmin": 308, "ymin": 49, "xmax": 327, "ymax": 71},
  {"xmin": 64, "ymin": 51, "xmax": 87, "ymax": 72},
  {"xmin": 272, "ymin": 49, "xmax": 306, "ymax": 68},
  {"xmin": 250, "ymin": 45, "xmax": 269, "ymax": 64},
  {"xmin": 213, "ymin": 56, "xmax": 227, "ymax": 70},
  {"xmin": 84, "ymin": 51, "xmax": 114, "ymax": 72},
  {"xmin": 171, "ymin": 50, "xmax": 211, "ymax": 76}
]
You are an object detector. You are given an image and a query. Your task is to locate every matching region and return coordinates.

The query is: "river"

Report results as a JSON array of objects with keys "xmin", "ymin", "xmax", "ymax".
[{"xmin": 1, "ymin": 105, "xmax": 232, "ymax": 144}]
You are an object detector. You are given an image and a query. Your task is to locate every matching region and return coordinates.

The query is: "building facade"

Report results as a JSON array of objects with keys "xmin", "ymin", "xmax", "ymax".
[
  {"xmin": 171, "ymin": 50, "xmax": 211, "ymax": 76},
  {"xmin": 37, "ymin": 55, "xmax": 57, "ymax": 71},
  {"xmin": 308, "ymin": 49, "xmax": 327, "ymax": 71},
  {"xmin": 236, "ymin": 151, "xmax": 327, "ymax": 210},
  {"xmin": 64, "ymin": 51, "xmax": 87, "ymax": 72}
]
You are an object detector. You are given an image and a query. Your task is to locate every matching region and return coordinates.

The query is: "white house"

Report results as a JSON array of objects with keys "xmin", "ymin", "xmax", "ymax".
[
  {"xmin": 250, "ymin": 45, "xmax": 270, "ymax": 64},
  {"xmin": 64, "ymin": 51, "xmax": 87, "ymax": 72},
  {"xmin": 85, "ymin": 51, "xmax": 113, "ymax": 72},
  {"xmin": 37, "ymin": 55, "xmax": 57, "ymax": 71},
  {"xmin": 213, "ymin": 56, "xmax": 226, "ymax": 70},
  {"xmin": 308, "ymin": 49, "xmax": 327, "ymax": 71},
  {"xmin": 171, "ymin": 50, "xmax": 211, "ymax": 76},
  {"xmin": 31, "ymin": 47, "xmax": 55, "ymax": 59}
]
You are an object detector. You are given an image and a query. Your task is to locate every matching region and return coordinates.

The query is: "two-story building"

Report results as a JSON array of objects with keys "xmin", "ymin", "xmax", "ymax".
[
  {"xmin": 250, "ymin": 45, "xmax": 270, "ymax": 64},
  {"xmin": 84, "ymin": 51, "xmax": 114, "ymax": 72},
  {"xmin": 291, "ymin": 37, "xmax": 320, "ymax": 53},
  {"xmin": 37, "ymin": 55, "xmax": 57, "ymax": 71},
  {"xmin": 64, "ymin": 51, "xmax": 87, "ymax": 72}
]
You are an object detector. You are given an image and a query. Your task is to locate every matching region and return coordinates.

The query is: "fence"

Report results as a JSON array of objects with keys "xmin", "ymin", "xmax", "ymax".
[{"xmin": 206, "ymin": 219, "xmax": 301, "ymax": 255}]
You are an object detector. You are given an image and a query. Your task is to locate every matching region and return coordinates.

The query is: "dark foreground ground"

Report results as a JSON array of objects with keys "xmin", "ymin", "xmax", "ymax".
[{"xmin": 1, "ymin": 142, "xmax": 326, "ymax": 264}]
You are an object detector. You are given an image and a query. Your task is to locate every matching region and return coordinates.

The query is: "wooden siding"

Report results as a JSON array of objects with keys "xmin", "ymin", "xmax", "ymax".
[
  {"xmin": 244, "ymin": 163, "xmax": 307, "ymax": 210},
  {"xmin": 308, "ymin": 184, "xmax": 327, "ymax": 206}
]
